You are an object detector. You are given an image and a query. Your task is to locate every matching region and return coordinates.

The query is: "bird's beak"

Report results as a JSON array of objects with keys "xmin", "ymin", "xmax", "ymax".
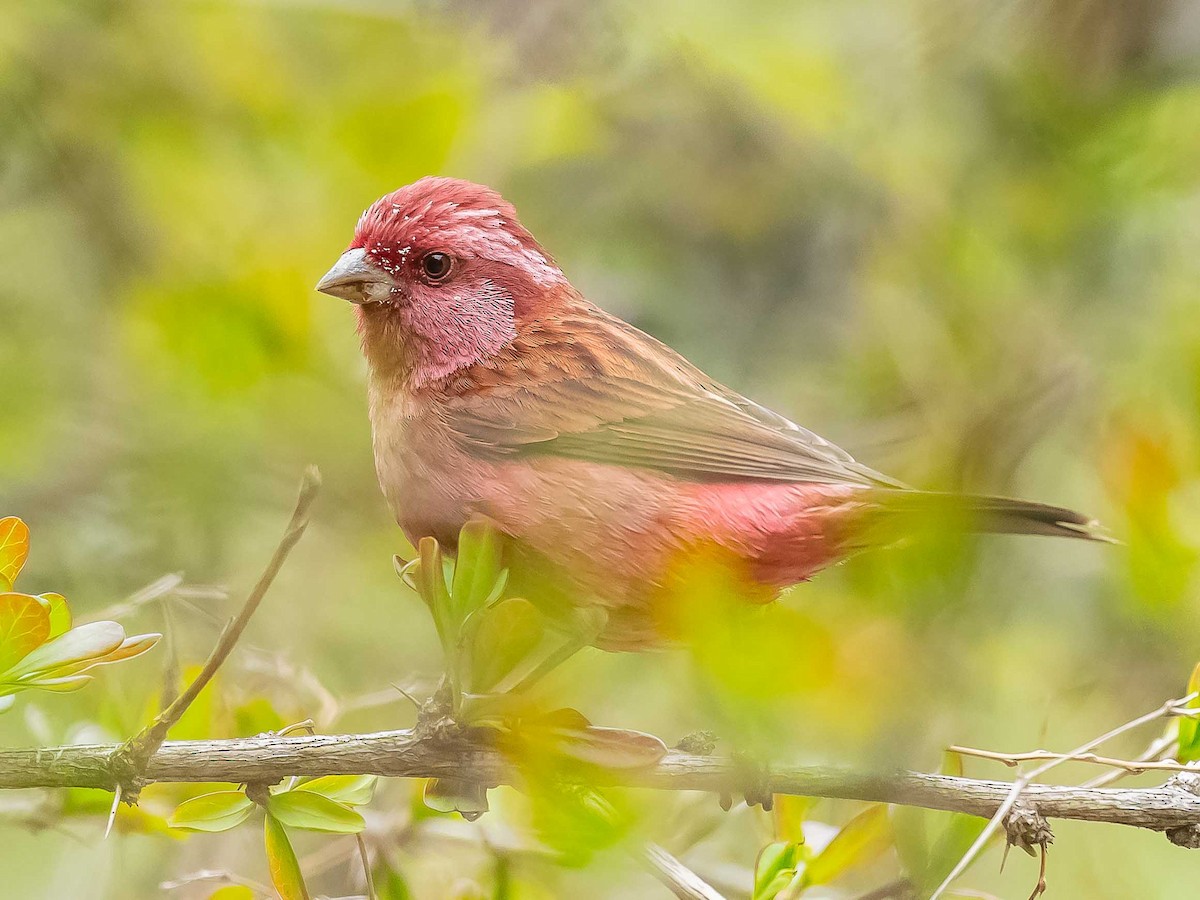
[{"xmin": 315, "ymin": 247, "xmax": 393, "ymax": 304}]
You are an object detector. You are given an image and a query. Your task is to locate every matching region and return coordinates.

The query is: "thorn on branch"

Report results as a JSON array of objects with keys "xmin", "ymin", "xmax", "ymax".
[{"xmin": 1005, "ymin": 799, "xmax": 1053, "ymax": 857}]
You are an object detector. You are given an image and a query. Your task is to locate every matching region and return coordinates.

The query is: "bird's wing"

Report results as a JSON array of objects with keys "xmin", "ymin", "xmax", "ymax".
[{"xmin": 443, "ymin": 311, "xmax": 904, "ymax": 488}]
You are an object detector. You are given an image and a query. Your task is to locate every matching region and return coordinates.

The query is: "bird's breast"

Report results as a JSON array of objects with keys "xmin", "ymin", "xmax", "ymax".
[{"xmin": 368, "ymin": 382, "xmax": 488, "ymax": 548}]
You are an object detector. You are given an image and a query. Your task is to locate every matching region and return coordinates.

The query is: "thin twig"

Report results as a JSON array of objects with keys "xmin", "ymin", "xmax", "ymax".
[
  {"xmin": 948, "ymin": 745, "xmax": 1199, "ymax": 776},
  {"xmin": 357, "ymin": 834, "xmax": 377, "ymax": 900},
  {"xmin": 929, "ymin": 693, "xmax": 1199, "ymax": 900},
  {"xmin": 117, "ymin": 467, "xmax": 321, "ymax": 784},
  {"xmin": 640, "ymin": 842, "xmax": 726, "ymax": 900},
  {"xmin": 1026, "ymin": 843, "xmax": 1047, "ymax": 900},
  {"xmin": 1084, "ymin": 735, "xmax": 1178, "ymax": 788}
]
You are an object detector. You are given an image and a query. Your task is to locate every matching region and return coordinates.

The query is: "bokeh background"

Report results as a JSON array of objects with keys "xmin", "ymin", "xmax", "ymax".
[{"xmin": 3, "ymin": 0, "xmax": 1200, "ymax": 896}]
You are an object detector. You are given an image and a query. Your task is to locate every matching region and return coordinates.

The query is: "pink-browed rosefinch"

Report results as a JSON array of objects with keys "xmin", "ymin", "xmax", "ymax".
[{"xmin": 317, "ymin": 177, "xmax": 1101, "ymax": 649}]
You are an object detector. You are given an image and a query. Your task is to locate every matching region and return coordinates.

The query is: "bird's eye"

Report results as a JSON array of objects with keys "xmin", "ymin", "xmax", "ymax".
[{"xmin": 420, "ymin": 252, "xmax": 453, "ymax": 282}]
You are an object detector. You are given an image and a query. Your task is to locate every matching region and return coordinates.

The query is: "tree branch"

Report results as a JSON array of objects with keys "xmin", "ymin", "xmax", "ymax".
[
  {"xmin": 114, "ymin": 467, "xmax": 320, "ymax": 791},
  {"xmin": 3, "ymin": 728, "xmax": 1200, "ymax": 837}
]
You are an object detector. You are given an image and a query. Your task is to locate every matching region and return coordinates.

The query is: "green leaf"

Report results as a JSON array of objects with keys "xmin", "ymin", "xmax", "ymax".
[
  {"xmin": 415, "ymin": 537, "xmax": 454, "ymax": 647},
  {"xmin": 921, "ymin": 813, "xmax": 988, "ymax": 892},
  {"xmin": 0, "ymin": 518, "xmax": 29, "ymax": 592},
  {"xmin": 1178, "ymin": 662, "xmax": 1200, "ymax": 762},
  {"xmin": 234, "ymin": 697, "xmax": 286, "ymax": 736},
  {"xmin": 169, "ymin": 790, "xmax": 255, "ymax": 833},
  {"xmin": 208, "ymin": 887, "xmax": 256, "ymax": 900},
  {"xmin": 4, "ymin": 620, "xmax": 123, "ymax": 680},
  {"xmin": 753, "ymin": 841, "xmax": 800, "ymax": 900},
  {"xmin": 298, "ymin": 774, "xmax": 377, "ymax": 807},
  {"xmin": 802, "ymin": 804, "xmax": 892, "ymax": 887},
  {"xmin": 375, "ymin": 862, "xmax": 413, "ymax": 900},
  {"xmin": 267, "ymin": 790, "xmax": 365, "ymax": 833},
  {"xmin": 265, "ymin": 813, "xmax": 310, "ymax": 900},
  {"xmin": 451, "ymin": 518, "xmax": 507, "ymax": 620},
  {"xmin": 0, "ymin": 593, "xmax": 51, "ymax": 673},
  {"xmin": 423, "ymin": 778, "xmax": 489, "ymax": 821},
  {"xmin": 36, "ymin": 593, "xmax": 71, "ymax": 640},
  {"xmin": 466, "ymin": 597, "xmax": 544, "ymax": 693},
  {"xmin": 890, "ymin": 803, "xmax": 929, "ymax": 887},
  {"xmin": 773, "ymin": 795, "xmax": 813, "ymax": 844}
]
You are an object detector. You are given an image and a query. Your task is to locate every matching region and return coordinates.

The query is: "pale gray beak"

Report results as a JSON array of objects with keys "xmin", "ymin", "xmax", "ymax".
[{"xmin": 315, "ymin": 247, "xmax": 393, "ymax": 304}]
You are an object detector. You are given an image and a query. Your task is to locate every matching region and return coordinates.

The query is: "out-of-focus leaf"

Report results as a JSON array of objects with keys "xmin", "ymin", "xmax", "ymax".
[
  {"xmin": 801, "ymin": 804, "xmax": 891, "ymax": 887},
  {"xmin": 268, "ymin": 790, "xmax": 365, "ymax": 833},
  {"xmin": 35, "ymin": 593, "xmax": 71, "ymax": 639},
  {"xmin": 890, "ymin": 804, "xmax": 929, "ymax": 887},
  {"xmin": 753, "ymin": 841, "xmax": 801, "ymax": 900},
  {"xmin": 375, "ymin": 862, "xmax": 413, "ymax": 900},
  {"xmin": 466, "ymin": 597, "xmax": 544, "ymax": 693},
  {"xmin": 234, "ymin": 697, "xmax": 286, "ymax": 736},
  {"xmin": 169, "ymin": 790, "xmax": 255, "ymax": 833},
  {"xmin": 921, "ymin": 813, "xmax": 987, "ymax": 892},
  {"xmin": 62, "ymin": 787, "xmax": 178, "ymax": 836},
  {"xmin": 170, "ymin": 664, "xmax": 218, "ymax": 742},
  {"xmin": 208, "ymin": 887, "xmax": 255, "ymax": 900},
  {"xmin": 774, "ymin": 795, "xmax": 813, "ymax": 844},
  {"xmin": 0, "ymin": 695, "xmax": 15, "ymax": 714},
  {"xmin": 298, "ymin": 774, "xmax": 376, "ymax": 807},
  {"xmin": 526, "ymin": 782, "xmax": 627, "ymax": 866},
  {"xmin": 265, "ymin": 813, "xmax": 310, "ymax": 900},
  {"xmin": 0, "ymin": 518, "xmax": 29, "ymax": 592},
  {"xmin": 547, "ymin": 725, "xmax": 668, "ymax": 770},
  {"xmin": 1178, "ymin": 662, "xmax": 1200, "ymax": 762},
  {"xmin": 3, "ymin": 620, "xmax": 123, "ymax": 680},
  {"xmin": 451, "ymin": 518, "xmax": 507, "ymax": 620},
  {"xmin": 0, "ymin": 593, "xmax": 50, "ymax": 673}
]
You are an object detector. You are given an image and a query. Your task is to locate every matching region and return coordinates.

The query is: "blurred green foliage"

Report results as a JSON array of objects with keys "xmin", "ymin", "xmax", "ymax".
[{"xmin": 3, "ymin": 0, "xmax": 1200, "ymax": 896}]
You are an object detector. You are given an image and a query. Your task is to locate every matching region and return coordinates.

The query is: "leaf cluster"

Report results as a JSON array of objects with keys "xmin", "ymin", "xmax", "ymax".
[{"xmin": 0, "ymin": 517, "xmax": 160, "ymax": 712}]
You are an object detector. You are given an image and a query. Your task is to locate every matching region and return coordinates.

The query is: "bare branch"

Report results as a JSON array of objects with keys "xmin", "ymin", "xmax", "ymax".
[
  {"xmin": 116, "ymin": 467, "xmax": 321, "ymax": 784},
  {"xmin": 1, "ymin": 728, "xmax": 1200, "ymax": 836},
  {"xmin": 929, "ymin": 694, "xmax": 1199, "ymax": 899}
]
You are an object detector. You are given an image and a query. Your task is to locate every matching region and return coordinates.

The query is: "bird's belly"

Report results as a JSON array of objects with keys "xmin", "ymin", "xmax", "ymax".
[{"xmin": 374, "ymin": 424, "xmax": 867, "ymax": 648}]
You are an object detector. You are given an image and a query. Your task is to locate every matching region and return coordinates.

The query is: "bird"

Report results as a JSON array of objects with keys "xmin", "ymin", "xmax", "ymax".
[{"xmin": 316, "ymin": 177, "xmax": 1102, "ymax": 650}]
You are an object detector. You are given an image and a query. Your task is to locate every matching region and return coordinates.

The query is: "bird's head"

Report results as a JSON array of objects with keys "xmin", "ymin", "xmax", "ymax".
[{"xmin": 317, "ymin": 177, "xmax": 569, "ymax": 384}]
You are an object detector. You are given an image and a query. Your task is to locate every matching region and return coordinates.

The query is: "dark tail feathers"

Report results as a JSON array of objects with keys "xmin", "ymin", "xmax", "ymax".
[{"xmin": 870, "ymin": 491, "xmax": 1111, "ymax": 542}]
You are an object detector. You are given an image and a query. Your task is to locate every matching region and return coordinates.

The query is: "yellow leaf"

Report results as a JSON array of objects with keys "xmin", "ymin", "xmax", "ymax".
[
  {"xmin": 0, "ymin": 518, "xmax": 29, "ymax": 591},
  {"xmin": 265, "ymin": 814, "xmax": 310, "ymax": 900},
  {"xmin": 803, "ymin": 804, "xmax": 892, "ymax": 887},
  {"xmin": 0, "ymin": 593, "xmax": 51, "ymax": 673}
]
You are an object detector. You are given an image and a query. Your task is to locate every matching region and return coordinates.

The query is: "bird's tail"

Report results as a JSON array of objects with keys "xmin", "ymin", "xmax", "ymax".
[{"xmin": 867, "ymin": 490, "xmax": 1111, "ymax": 542}]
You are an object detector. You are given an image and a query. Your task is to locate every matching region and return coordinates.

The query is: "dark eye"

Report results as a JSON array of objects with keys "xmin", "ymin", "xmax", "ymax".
[{"xmin": 420, "ymin": 252, "xmax": 453, "ymax": 282}]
